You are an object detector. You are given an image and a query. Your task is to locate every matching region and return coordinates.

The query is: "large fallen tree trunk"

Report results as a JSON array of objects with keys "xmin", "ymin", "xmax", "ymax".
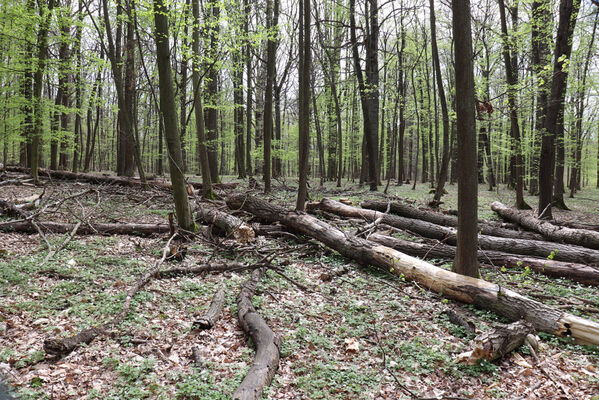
[
  {"xmin": 3, "ymin": 166, "xmax": 237, "ymax": 191},
  {"xmin": 318, "ymin": 198, "xmax": 599, "ymax": 265},
  {"xmin": 0, "ymin": 220, "xmax": 170, "ymax": 236},
  {"xmin": 361, "ymin": 200, "xmax": 543, "ymax": 241},
  {"xmin": 196, "ymin": 206, "xmax": 255, "ymax": 243},
  {"xmin": 232, "ymin": 268, "xmax": 281, "ymax": 400},
  {"xmin": 492, "ymin": 201, "xmax": 599, "ymax": 250},
  {"xmin": 226, "ymin": 194, "xmax": 599, "ymax": 345},
  {"xmin": 369, "ymin": 233, "xmax": 599, "ymax": 286}
]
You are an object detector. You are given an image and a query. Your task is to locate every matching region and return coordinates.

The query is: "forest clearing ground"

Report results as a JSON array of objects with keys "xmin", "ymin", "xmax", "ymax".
[{"xmin": 1, "ymin": 177, "xmax": 599, "ymax": 399}]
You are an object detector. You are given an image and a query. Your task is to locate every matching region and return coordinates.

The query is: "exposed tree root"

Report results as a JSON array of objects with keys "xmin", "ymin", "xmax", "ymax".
[{"xmin": 232, "ymin": 268, "xmax": 281, "ymax": 400}]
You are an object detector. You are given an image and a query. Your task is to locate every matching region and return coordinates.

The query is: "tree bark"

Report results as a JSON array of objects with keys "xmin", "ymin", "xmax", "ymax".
[
  {"xmin": 452, "ymin": 0, "xmax": 479, "ymax": 277},
  {"xmin": 369, "ymin": 233, "xmax": 599, "ymax": 286},
  {"xmin": 296, "ymin": 0, "xmax": 310, "ymax": 210},
  {"xmin": 491, "ymin": 201, "xmax": 599, "ymax": 250},
  {"xmin": 537, "ymin": 0, "xmax": 580, "ymax": 219},
  {"xmin": 226, "ymin": 194, "xmax": 599, "ymax": 345}
]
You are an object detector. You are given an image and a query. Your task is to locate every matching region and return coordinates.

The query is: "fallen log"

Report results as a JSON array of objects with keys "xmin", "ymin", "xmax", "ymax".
[
  {"xmin": 492, "ymin": 201, "xmax": 599, "ymax": 250},
  {"xmin": 194, "ymin": 284, "xmax": 226, "ymax": 330},
  {"xmin": 319, "ymin": 198, "xmax": 599, "ymax": 265},
  {"xmin": 0, "ymin": 198, "xmax": 31, "ymax": 219},
  {"xmin": 232, "ymin": 268, "xmax": 281, "ymax": 400},
  {"xmin": 196, "ymin": 206, "xmax": 255, "ymax": 243},
  {"xmin": 361, "ymin": 200, "xmax": 543, "ymax": 241},
  {"xmin": 0, "ymin": 220, "xmax": 170, "ymax": 236},
  {"xmin": 45, "ymin": 260, "xmax": 251, "ymax": 356},
  {"xmin": 226, "ymin": 194, "xmax": 599, "ymax": 345},
  {"xmin": 368, "ymin": 233, "xmax": 599, "ymax": 286},
  {"xmin": 456, "ymin": 320, "xmax": 535, "ymax": 365},
  {"xmin": 3, "ymin": 166, "xmax": 237, "ymax": 191}
]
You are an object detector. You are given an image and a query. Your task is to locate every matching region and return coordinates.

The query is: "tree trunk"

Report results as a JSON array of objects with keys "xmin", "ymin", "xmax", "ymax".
[
  {"xmin": 196, "ymin": 205, "xmax": 255, "ymax": 243},
  {"xmin": 153, "ymin": 0, "xmax": 198, "ymax": 231},
  {"xmin": 0, "ymin": 220, "xmax": 170, "ymax": 236},
  {"xmin": 296, "ymin": 0, "xmax": 310, "ymax": 211},
  {"xmin": 361, "ymin": 200, "xmax": 543, "ymax": 240},
  {"xmin": 192, "ymin": 0, "xmax": 214, "ymax": 198},
  {"xmin": 368, "ymin": 233, "xmax": 599, "ymax": 286},
  {"xmin": 226, "ymin": 194, "xmax": 599, "ymax": 346},
  {"xmin": 452, "ymin": 0, "xmax": 479, "ymax": 277},
  {"xmin": 491, "ymin": 201, "xmax": 599, "ymax": 250},
  {"xmin": 537, "ymin": 0, "xmax": 580, "ymax": 219},
  {"xmin": 429, "ymin": 0, "xmax": 450, "ymax": 206},
  {"xmin": 263, "ymin": 0, "xmax": 279, "ymax": 193}
]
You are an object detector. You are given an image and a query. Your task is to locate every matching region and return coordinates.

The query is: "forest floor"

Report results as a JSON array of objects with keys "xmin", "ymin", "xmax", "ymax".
[{"xmin": 1, "ymin": 175, "xmax": 598, "ymax": 400}]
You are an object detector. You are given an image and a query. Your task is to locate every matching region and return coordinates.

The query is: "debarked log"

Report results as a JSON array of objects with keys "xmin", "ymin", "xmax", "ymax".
[
  {"xmin": 0, "ymin": 220, "xmax": 170, "ymax": 236},
  {"xmin": 456, "ymin": 320, "xmax": 535, "ymax": 365},
  {"xmin": 368, "ymin": 233, "xmax": 599, "ymax": 286},
  {"xmin": 232, "ymin": 268, "xmax": 281, "ymax": 400},
  {"xmin": 196, "ymin": 206, "xmax": 255, "ymax": 243},
  {"xmin": 226, "ymin": 194, "xmax": 599, "ymax": 346},
  {"xmin": 361, "ymin": 199, "xmax": 543, "ymax": 241},
  {"xmin": 492, "ymin": 201, "xmax": 599, "ymax": 250},
  {"xmin": 318, "ymin": 198, "xmax": 599, "ymax": 265}
]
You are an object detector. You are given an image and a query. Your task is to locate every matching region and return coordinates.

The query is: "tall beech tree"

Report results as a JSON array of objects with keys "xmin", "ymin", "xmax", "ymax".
[
  {"xmin": 453, "ymin": 0, "xmax": 479, "ymax": 277},
  {"xmin": 429, "ymin": 0, "xmax": 451, "ymax": 206},
  {"xmin": 153, "ymin": 0, "xmax": 195, "ymax": 231},
  {"xmin": 296, "ymin": 0, "xmax": 310, "ymax": 210},
  {"xmin": 349, "ymin": 0, "xmax": 379, "ymax": 191},
  {"xmin": 538, "ymin": 0, "xmax": 581, "ymax": 219}
]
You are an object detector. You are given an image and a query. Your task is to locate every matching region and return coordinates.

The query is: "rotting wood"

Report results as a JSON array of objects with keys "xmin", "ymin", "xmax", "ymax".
[
  {"xmin": 226, "ymin": 194, "xmax": 599, "ymax": 345},
  {"xmin": 361, "ymin": 199, "xmax": 543, "ymax": 240},
  {"xmin": 3, "ymin": 166, "xmax": 238, "ymax": 191},
  {"xmin": 0, "ymin": 198, "xmax": 32, "ymax": 219},
  {"xmin": 194, "ymin": 284, "xmax": 226, "ymax": 330},
  {"xmin": 196, "ymin": 205, "xmax": 255, "ymax": 243},
  {"xmin": 368, "ymin": 233, "xmax": 599, "ymax": 286},
  {"xmin": 232, "ymin": 268, "xmax": 281, "ymax": 400},
  {"xmin": 492, "ymin": 201, "xmax": 599, "ymax": 250},
  {"xmin": 318, "ymin": 198, "xmax": 599, "ymax": 265},
  {"xmin": 456, "ymin": 320, "xmax": 534, "ymax": 365},
  {"xmin": 0, "ymin": 220, "xmax": 170, "ymax": 236}
]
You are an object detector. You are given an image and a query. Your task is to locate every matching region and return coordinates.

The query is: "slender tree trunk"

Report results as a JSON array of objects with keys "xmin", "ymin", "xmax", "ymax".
[
  {"xmin": 205, "ymin": 1, "xmax": 220, "ymax": 183},
  {"xmin": 430, "ymin": 0, "xmax": 450, "ymax": 205},
  {"xmin": 538, "ymin": 0, "xmax": 580, "ymax": 219},
  {"xmin": 244, "ymin": 0, "xmax": 252, "ymax": 177},
  {"xmin": 296, "ymin": 0, "xmax": 310, "ymax": 210},
  {"xmin": 263, "ymin": 0, "xmax": 279, "ymax": 193},
  {"xmin": 153, "ymin": 0, "xmax": 195, "ymax": 231},
  {"xmin": 498, "ymin": 0, "xmax": 530, "ymax": 209},
  {"xmin": 192, "ymin": 0, "xmax": 213, "ymax": 198}
]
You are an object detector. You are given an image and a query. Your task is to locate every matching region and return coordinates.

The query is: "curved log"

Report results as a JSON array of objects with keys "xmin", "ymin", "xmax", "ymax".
[
  {"xmin": 227, "ymin": 194, "xmax": 599, "ymax": 346},
  {"xmin": 232, "ymin": 268, "xmax": 281, "ymax": 400},
  {"xmin": 361, "ymin": 199, "xmax": 543, "ymax": 240},
  {"xmin": 492, "ymin": 201, "xmax": 599, "ymax": 250},
  {"xmin": 369, "ymin": 233, "xmax": 599, "ymax": 286},
  {"xmin": 319, "ymin": 198, "xmax": 599, "ymax": 265}
]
